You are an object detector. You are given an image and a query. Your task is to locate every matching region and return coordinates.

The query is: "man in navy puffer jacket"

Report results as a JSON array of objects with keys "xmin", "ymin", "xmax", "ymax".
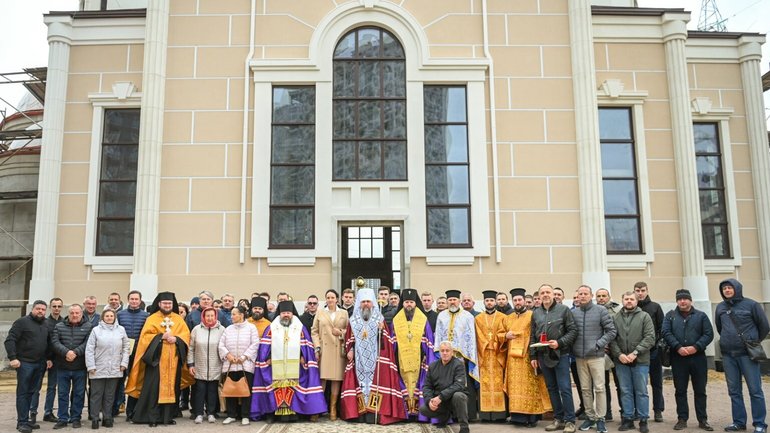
[{"xmin": 715, "ymin": 279, "xmax": 769, "ymax": 433}]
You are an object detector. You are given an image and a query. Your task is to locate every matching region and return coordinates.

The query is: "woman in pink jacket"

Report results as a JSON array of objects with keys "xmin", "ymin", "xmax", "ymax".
[{"xmin": 218, "ymin": 306, "xmax": 259, "ymax": 425}]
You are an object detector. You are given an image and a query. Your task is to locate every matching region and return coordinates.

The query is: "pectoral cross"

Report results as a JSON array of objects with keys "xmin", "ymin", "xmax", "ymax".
[{"xmin": 161, "ymin": 317, "xmax": 174, "ymax": 333}]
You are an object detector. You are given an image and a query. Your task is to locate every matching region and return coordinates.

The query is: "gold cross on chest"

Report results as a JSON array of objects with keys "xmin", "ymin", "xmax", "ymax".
[{"xmin": 160, "ymin": 317, "xmax": 174, "ymax": 332}]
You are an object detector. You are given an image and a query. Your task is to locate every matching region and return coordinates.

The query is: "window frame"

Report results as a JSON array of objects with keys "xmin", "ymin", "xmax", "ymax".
[
  {"xmin": 690, "ymin": 100, "xmax": 741, "ymax": 272},
  {"xmin": 331, "ymin": 26, "xmax": 407, "ymax": 181},
  {"xmin": 269, "ymin": 85, "xmax": 317, "ymax": 249},
  {"xmin": 423, "ymin": 85, "xmax": 472, "ymax": 248},
  {"xmin": 597, "ymin": 83, "xmax": 655, "ymax": 269},
  {"xmin": 694, "ymin": 122, "xmax": 731, "ymax": 259},
  {"xmin": 84, "ymin": 83, "xmax": 141, "ymax": 272}
]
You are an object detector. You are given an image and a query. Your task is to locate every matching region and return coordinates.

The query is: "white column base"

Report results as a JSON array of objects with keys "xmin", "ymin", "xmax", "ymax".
[
  {"xmin": 582, "ymin": 271, "xmax": 612, "ymax": 292},
  {"xmin": 28, "ymin": 279, "xmax": 55, "ymax": 305},
  {"xmin": 130, "ymin": 273, "xmax": 158, "ymax": 303}
]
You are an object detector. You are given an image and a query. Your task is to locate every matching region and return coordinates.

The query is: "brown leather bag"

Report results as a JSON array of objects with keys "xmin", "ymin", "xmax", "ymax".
[{"xmin": 220, "ymin": 364, "xmax": 250, "ymax": 398}]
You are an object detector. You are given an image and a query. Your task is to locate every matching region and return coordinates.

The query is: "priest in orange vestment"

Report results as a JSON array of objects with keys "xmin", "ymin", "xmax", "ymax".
[
  {"xmin": 475, "ymin": 290, "xmax": 508, "ymax": 421},
  {"xmin": 504, "ymin": 288, "xmax": 552, "ymax": 427},
  {"xmin": 125, "ymin": 292, "xmax": 194, "ymax": 426}
]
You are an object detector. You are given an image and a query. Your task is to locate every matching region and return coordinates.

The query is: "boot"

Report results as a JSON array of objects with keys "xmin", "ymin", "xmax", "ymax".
[
  {"xmin": 329, "ymin": 387, "xmax": 339, "ymax": 421},
  {"xmin": 91, "ymin": 419, "xmax": 99, "ymax": 430},
  {"xmin": 29, "ymin": 413, "xmax": 40, "ymax": 430},
  {"xmin": 102, "ymin": 419, "xmax": 113, "ymax": 428}
]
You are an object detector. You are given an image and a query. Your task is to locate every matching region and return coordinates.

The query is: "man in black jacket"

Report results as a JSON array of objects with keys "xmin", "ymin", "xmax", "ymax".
[
  {"xmin": 662, "ymin": 289, "xmax": 714, "ymax": 432},
  {"xmin": 299, "ymin": 295, "xmax": 319, "ymax": 331},
  {"xmin": 51, "ymin": 304, "xmax": 93, "ymax": 430},
  {"xmin": 33, "ymin": 298, "xmax": 64, "ymax": 423},
  {"xmin": 634, "ymin": 281, "xmax": 665, "ymax": 422},
  {"xmin": 420, "ymin": 340, "xmax": 470, "ymax": 433},
  {"xmin": 5, "ymin": 300, "xmax": 52, "ymax": 433}
]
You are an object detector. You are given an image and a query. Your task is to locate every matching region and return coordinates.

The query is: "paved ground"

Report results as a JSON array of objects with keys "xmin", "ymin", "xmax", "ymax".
[{"xmin": 2, "ymin": 371, "xmax": 769, "ymax": 433}]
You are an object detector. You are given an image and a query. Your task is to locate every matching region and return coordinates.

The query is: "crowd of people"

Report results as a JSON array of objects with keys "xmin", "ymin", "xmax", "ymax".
[{"xmin": 4, "ymin": 279, "xmax": 768, "ymax": 433}]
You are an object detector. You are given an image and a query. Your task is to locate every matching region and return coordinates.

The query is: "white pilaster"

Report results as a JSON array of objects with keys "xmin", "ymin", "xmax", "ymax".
[
  {"xmin": 738, "ymin": 36, "xmax": 770, "ymax": 302},
  {"xmin": 662, "ymin": 14, "xmax": 709, "ymax": 303},
  {"xmin": 130, "ymin": 0, "xmax": 170, "ymax": 300},
  {"xmin": 569, "ymin": 0, "xmax": 611, "ymax": 290},
  {"xmin": 29, "ymin": 16, "xmax": 73, "ymax": 304}
]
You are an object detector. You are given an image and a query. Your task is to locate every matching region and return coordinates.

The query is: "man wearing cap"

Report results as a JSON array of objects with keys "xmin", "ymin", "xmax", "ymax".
[
  {"xmin": 126, "ymin": 292, "xmax": 194, "ymax": 426},
  {"xmin": 435, "ymin": 289, "xmax": 480, "ymax": 422},
  {"xmin": 391, "ymin": 288, "xmax": 436, "ymax": 419},
  {"xmin": 250, "ymin": 301, "xmax": 327, "ymax": 421},
  {"xmin": 530, "ymin": 284, "xmax": 578, "ymax": 433},
  {"xmin": 340, "ymin": 289, "xmax": 406, "ymax": 424},
  {"xmin": 247, "ymin": 297, "xmax": 271, "ymax": 337},
  {"xmin": 662, "ymin": 289, "xmax": 714, "ymax": 431},
  {"xmin": 505, "ymin": 288, "xmax": 551, "ymax": 427},
  {"xmin": 474, "ymin": 290, "xmax": 507, "ymax": 421}
]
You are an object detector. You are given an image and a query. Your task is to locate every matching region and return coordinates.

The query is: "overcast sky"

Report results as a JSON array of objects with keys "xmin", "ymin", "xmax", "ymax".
[{"xmin": 0, "ymin": 0, "xmax": 768, "ymax": 118}]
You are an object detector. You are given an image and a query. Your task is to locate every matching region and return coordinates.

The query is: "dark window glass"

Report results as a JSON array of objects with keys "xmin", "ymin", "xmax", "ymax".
[
  {"xmin": 693, "ymin": 123, "xmax": 730, "ymax": 259},
  {"xmin": 332, "ymin": 27, "xmax": 406, "ymax": 180},
  {"xmin": 96, "ymin": 109, "xmax": 139, "ymax": 256},
  {"xmin": 270, "ymin": 86, "xmax": 315, "ymax": 248},
  {"xmin": 424, "ymin": 86, "xmax": 471, "ymax": 248},
  {"xmin": 598, "ymin": 107, "xmax": 642, "ymax": 254}
]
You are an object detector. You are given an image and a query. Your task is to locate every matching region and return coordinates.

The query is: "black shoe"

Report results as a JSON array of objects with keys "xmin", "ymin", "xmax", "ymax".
[
  {"xmin": 675, "ymin": 420, "xmax": 688, "ymax": 430},
  {"xmin": 92, "ymin": 419, "xmax": 99, "ymax": 430},
  {"xmin": 618, "ymin": 419, "xmax": 635, "ymax": 431},
  {"xmin": 527, "ymin": 421, "xmax": 539, "ymax": 428},
  {"xmin": 167, "ymin": 420, "xmax": 176, "ymax": 425},
  {"xmin": 149, "ymin": 423, "xmax": 157, "ymax": 428},
  {"xmin": 725, "ymin": 425, "xmax": 747, "ymax": 432},
  {"xmin": 43, "ymin": 415, "xmax": 59, "ymax": 423},
  {"xmin": 654, "ymin": 411, "xmax": 663, "ymax": 423},
  {"xmin": 700, "ymin": 421, "xmax": 715, "ymax": 432},
  {"xmin": 29, "ymin": 424, "xmax": 40, "ymax": 430},
  {"xmin": 53, "ymin": 422, "xmax": 68, "ymax": 430},
  {"xmin": 459, "ymin": 427, "xmax": 470, "ymax": 433},
  {"xmin": 17, "ymin": 426, "xmax": 33, "ymax": 433},
  {"xmin": 640, "ymin": 421, "xmax": 649, "ymax": 433},
  {"xmin": 73, "ymin": 420, "xmax": 82, "ymax": 429},
  {"xmin": 606, "ymin": 413, "xmax": 614, "ymax": 422},
  {"xmin": 103, "ymin": 419, "xmax": 113, "ymax": 428},
  {"xmin": 435, "ymin": 421, "xmax": 448, "ymax": 428}
]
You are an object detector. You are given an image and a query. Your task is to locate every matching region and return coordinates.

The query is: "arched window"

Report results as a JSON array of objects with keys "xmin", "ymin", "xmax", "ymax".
[{"xmin": 332, "ymin": 27, "xmax": 406, "ymax": 180}]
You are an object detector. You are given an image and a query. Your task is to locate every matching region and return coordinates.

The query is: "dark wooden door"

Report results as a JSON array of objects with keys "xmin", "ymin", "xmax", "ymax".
[{"xmin": 341, "ymin": 226, "xmax": 393, "ymax": 291}]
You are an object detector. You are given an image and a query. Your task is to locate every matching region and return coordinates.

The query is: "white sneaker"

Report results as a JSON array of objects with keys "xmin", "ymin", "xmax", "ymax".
[
  {"xmin": 207, "ymin": 415, "xmax": 216, "ymax": 423},
  {"xmin": 223, "ymin": 417, "xmax": 237, "ymax": 425},
  {"xmin": 241, "ymin": 418, "xmax": 250, "ymax": 426},
  {"xmin": 194, "ymin": 415, "xmax": 203, "ymax": 424}
]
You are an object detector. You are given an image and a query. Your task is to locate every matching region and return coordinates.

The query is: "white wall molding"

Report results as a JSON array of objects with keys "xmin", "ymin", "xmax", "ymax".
[{"xmin": 67, "ymin": 17, "xmax": 145, "ymax": 46}]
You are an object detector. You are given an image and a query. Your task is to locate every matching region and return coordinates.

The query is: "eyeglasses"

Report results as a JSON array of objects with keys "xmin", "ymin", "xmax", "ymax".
[{"xmin": 307, "ymin": 302, "xmax": 318, "ymax": 305}]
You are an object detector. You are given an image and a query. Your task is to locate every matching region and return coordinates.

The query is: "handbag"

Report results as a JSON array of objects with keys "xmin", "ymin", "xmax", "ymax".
[
  {"xmin": 220, "ymin": 363, "xmax": 251, "ymax": 398},
  {"xmin": 656, "ymin": 337, "xmax": 671, "ymax": 368},
  {"xmin": 726, "ymin": 309, "xmax": 767, "ymax": 362}
]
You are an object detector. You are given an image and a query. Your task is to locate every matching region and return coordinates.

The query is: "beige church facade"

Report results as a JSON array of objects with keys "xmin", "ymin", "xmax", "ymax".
[{"xmin": 30, "ymin": 0, "xmax": 770, "ymax": 324}]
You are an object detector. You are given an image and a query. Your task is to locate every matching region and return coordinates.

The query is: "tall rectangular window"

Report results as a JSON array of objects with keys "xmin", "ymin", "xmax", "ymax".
[
  {"xmin": 96, "ymin": 109, "xmax": 139, "ymax": 256},
  {"xmin": 599, "ymin": 107, "xmax": 642, "ymax": 254},
  {"xmin": 424, "ymin": 86, "xmax": 471, "ymax": 247},
  {"xmin": 694, "ymin": 123, "xmax": 730, "ymax": 258},
  {"xmin": 270, "ymin": 86, "xmax": 315, "ymax": 248}
]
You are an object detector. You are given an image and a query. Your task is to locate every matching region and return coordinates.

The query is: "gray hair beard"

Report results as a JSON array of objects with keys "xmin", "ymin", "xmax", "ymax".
[
  {"xmin": 448, "ymin": 305, "xmax": 460, "ymax": 313},
  {"xmin": 361, "ymin": 307, "xmax": 372, "ymax": 321},
  {"xmin": 279, "ymin": 317, "xmax": 291, "ymax": 327}
]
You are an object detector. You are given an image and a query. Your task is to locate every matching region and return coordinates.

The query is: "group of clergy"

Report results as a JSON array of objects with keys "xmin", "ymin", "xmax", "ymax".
[{"xmin": 126, "ymin": 287, "xmax": 551, "ymax": 426}]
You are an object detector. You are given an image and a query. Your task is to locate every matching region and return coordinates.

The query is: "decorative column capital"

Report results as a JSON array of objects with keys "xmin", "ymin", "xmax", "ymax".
[
  {"xmin": 44, "ymin": 15, "xmax": 73, "ymax": 45},
  {"xmin": 738, "ymin": 35, "xmax": 765, "ymax": 63},
  {"xmin": 661, "ymin": 12, "xmax": 689, "ymax": 43}
]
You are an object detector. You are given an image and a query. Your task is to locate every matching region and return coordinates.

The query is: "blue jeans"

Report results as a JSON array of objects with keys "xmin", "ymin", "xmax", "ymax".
[
  {"xmin": 540, "ymin": 354, "xmax": 576, "ymax": 422},
  {"xmin": 16, "ymin": 360, "xmax": 46, "ymax": 428},
  {"xmin": 615, "ymin": 363, "xmax": 650, "ymax": 421},
  {"xmin": 723, "ymin": 354, "xmax": 767, "ymax": 428},
  {"xmin": 57, "ymin": 369, "xmax": 87, "ymax": 423},
  {"xmin": 31, "ymin": 362, "xmax": 58, "ymax": 416}
]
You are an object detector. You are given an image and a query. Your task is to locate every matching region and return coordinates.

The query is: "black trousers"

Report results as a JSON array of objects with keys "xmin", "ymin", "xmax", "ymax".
[
  {"xmin": 571, "ymin": 359, "xmax": 585, "ymax": 412},
  {"xmin": 192, "ymin": 380, "xmax": 219, "ymax": 417},
  {"xmin": 225, "ymin": 371, "xmax": 253, "ymax": 419},
  {"xmin": 671, "ymin": 353, "xmax": 708, "ymax": 422},
  {"xmin": 419, "ymin": 392, "xmax": 469, "ymax": 426},
  {"xmin": 604, "ymin": 367, "xmax": 623, "ymax": 417},
  {"xmin": 649, "ymin": 348, "xmax": 665, "ymax": 412}
]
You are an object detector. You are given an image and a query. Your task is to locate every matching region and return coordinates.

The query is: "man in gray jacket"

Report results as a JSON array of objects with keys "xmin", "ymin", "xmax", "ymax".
[
  {"xmin": 51, "ymin": 304, "xmax": 93, "ymax": 430},
  {"xmin": 572, "ymin": 285, "xmax": 616, "ymax": 433},
  {"xmin": 610, "ymin": 292, "xmax": 655, "ymax": 433}
]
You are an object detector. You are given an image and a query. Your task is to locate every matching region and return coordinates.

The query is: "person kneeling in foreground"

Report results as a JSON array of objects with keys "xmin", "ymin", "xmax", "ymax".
[{"xmin": 419, "ymin": 340, "xmax": 470, "ymax": 433}]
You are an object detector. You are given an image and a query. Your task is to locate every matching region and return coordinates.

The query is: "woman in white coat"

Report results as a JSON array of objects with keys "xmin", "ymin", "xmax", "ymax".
[{"xmin": 85, "ymin": 308, "xmax": 129, "ymax": 429}]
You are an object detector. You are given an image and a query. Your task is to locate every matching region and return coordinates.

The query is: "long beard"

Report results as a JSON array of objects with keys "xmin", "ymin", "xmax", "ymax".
[
  {"xmin": 404, "ymin": 308, "xmax": 414, "ymax": 321},
  {"xmin": 280, "ymin": 317, "xmax": 291, "ymax": 327},
  {"xmin": 252, "ymin": 312, "xmax": 262, "ymax": 321},
  {"xmin": 361, "ymin": 308, "xmax": 372, "ymax": 321},
  {"xmin": 448, "ymin": 305, "xmax": 460, "ymax": 313}
]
